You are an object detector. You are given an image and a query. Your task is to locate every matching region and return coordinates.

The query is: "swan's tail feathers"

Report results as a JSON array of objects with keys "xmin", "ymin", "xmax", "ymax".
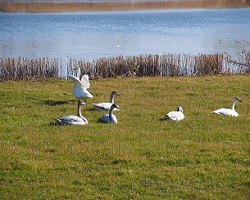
[
  {"xmin": 212, "ymin": 110, "xmax": 224, "ymax": 116},
  {"xmin": 55, "ymin": 118, "xmax": 64, "ymax": 125},
  {"xmin": 212, "ymin": 111, "xmax": 219, "ymax": 115},
  {"xmin": 165, "ymin": 114, "xmax": 171, "ymax": 121}
]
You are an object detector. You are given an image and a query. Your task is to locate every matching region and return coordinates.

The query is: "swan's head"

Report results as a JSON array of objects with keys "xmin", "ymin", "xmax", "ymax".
[
  {"xmin": 234, "ymin": 96, "xmax": 242, "ymax": 103},
  {"xmin": 78, "ymin": 100, "xmax": 86, "ymax": 106},
  {"xmin": 177, "ymin": 106, "xmax": 183, "ymax": 112},
  {"xmin": 80, "ymin": 101, "xmax": 86, "ymax": 105},
  {"xmin": 73, "ymin": 66, "xmax": 80, "ymax": 71},
  {"xmin": 73, "ymin": 66, "xmax": 81, "ymax": 78},
  {"xmin": 112, "ymin": 91, "xmax": 120, "ymax": 96},
  {"xmin": 111, "ymin": 103, "xmax": 120, "ymax": 111}
]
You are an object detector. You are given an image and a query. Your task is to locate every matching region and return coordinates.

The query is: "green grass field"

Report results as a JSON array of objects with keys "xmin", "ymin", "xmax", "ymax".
[{"xmin": 0, "ymin": 75, "xmax": 249, "ymax": 199}]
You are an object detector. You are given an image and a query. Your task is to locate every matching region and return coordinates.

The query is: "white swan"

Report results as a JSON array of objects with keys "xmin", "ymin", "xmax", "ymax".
[
  {"xmin": 165, "ymin": 106, "xmax": 184, "ymax": 122},
  {"xmin": 212, "ymin": 96, "xmax": 242, "ymax": 117},
  {"xmin": 99, "ymin": 103, "xmax": 120, "ymax": 124},
  {"xmin": 68, "ymin": 67, "xmax": 93, "ymax": 102},
  {"xmin": 92, "ymin": 91, "xmax": 120, "ymax": 111},
  {"xmin": 74, "ymin": 66, "xmax": 91, "ymax": 88},
  {"xmin": 56, "ymin": 100, "xmax": 88, "ymax": 125}
]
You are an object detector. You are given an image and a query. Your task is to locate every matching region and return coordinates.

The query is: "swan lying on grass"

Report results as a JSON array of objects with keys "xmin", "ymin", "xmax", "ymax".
[
  {"xmin": 165, "ymin": 106, "xmax": 184, "ymax": 122},
  {"xmin": 212, "ymin": 96, "xmax": 242, "ymax": 117},
  {"xmin": 99, "ymin": 103, "xmax": 120, "ymax": 124},
  {"xmin": 56, "ymin": 100, "xmax": 88, "ymax": 125},
  {"xmin": 92, "ymin": 91, "xmax": 120, "ymax": 111},
  {"xmin": 68, "ymin": 67, "xmax": 93, "ymax": 103}
]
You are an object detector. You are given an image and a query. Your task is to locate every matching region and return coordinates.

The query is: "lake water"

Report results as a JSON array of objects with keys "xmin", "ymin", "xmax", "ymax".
[{"xmin": 0, "ymin": 8, "xmax": 250, "ymax": 61}]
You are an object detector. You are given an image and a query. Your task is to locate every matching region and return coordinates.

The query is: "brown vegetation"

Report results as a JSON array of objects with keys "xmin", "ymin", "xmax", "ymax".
[
  {"xmin": 0, "ymin": 52, "xmax": 249, "ymax": 81},
  {"xmin": 0, "ymin": 0, "xmax": 249, "ymax": 13},
  {"xmin": 0, "ymin": 57, "xmax": 59, "ymax": 81}
]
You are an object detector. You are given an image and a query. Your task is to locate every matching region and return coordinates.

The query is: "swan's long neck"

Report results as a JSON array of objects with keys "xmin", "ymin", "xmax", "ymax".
[
  {"xmin": 76, "ymin": 67, "xmax": 81, "ymax": 79},
  {"xmin": 110, "ymin": 93, "xmax": 115, "ymax": 103},
  {"xmin": 231, "ymin": 99, "xmax": 237, "ymax": 110},
  {"xmin": 77, "ymin": 101, "xmax": 83, "ymax": 117},
  {"xmin": 109, "ymin": 106, "xmax": 114, "ymax": 120},
  {"xmin": 77, "ymin": 101, "xmax": 88, "ymax": 122}
]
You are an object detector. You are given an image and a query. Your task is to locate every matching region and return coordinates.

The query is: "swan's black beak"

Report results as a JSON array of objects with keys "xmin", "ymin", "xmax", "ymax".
[
  {"xmin": 113, "ymin": 91, "xmax": 120, "ymax": 96},
  {"xmin": 78, "ymin": 100, "xmax": 86, "ymax": 105},
  {"xmin": 112, "ymin": 103, "xmax": 120, "ymax": 110}
]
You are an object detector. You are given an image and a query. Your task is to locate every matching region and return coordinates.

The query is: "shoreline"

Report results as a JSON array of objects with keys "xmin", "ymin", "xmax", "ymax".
[{"xmin": 0, "ymin": 1, "xmax": 250, "ymax": 13}]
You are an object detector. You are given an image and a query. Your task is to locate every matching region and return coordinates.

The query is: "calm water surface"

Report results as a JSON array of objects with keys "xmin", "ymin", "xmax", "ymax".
[{"xmin": 0, "ymin": 8, "xmax": 250, "ymax": 60}]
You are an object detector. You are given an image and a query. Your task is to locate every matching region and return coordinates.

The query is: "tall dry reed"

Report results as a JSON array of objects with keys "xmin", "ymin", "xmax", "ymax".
[
  {"xmin": 0, "ymin": 57, "xmax": 59, "ymax": 81},
  {"xmin": 1, "ymin": 1, "xmax": 249, "ymax": 13},
  {"xmin": 0, "ymin": 52, "xmax": 249, "ymax": 81}
]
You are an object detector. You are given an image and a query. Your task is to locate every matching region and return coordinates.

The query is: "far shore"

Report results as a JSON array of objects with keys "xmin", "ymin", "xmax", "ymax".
[{"xmin": 0, "ymin": 0, "xmax": 250, "ymax": 13}]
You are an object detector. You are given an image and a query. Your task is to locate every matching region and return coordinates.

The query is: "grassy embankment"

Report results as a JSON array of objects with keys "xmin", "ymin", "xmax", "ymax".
[
  {"xmin": 0, "ymin": 75, "xmax": 249, "ymax": 199},
  {"xmin": 0, "ymin": 0, "xmax": 250, "ymax": 13}
]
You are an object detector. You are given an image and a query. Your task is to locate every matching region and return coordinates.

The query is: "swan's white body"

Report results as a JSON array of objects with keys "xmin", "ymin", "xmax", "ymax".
[
  {"xmin": 212, "ymin": 96, "xmax": 242, "ymax": 117},
  {"xmin": 56, "ymin": 101, "xmax": 88, "ymax": 126},
  {"xmin": 68, "ymin": 67, "xmax": 93, "ymax": 101},
  {"xmin": 93, "ymin": 91, "xmax": 120, "ymax": 111},
  {"xmin": 165, "ymin": 106, "xmax": 184, "ymax": 122},
  {"xmin": 99, "ymin": 104, "xmax": 120, "ymax": 124},
  {"xmin": 56, "ymin": 115, "xmax": 87, "ymax": 126}
]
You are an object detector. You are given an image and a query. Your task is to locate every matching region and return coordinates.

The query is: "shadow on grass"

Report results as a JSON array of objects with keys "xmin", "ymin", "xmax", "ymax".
[
  {"xmin": 86, "ymin": 107, "xmax": 98, "ymax": 112},
  {"xmin": 49, "ymin": 121, "xmax": 59, "ymax": 126},
  {"xmin": 44, "ymin": 100, "xmax": 72, "ymax": 106}
]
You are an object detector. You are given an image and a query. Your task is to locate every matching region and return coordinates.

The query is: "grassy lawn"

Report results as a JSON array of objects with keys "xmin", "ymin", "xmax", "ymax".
[{"xmin": 0, "ymin": 75, "xmax": 249, "ymax": 199}]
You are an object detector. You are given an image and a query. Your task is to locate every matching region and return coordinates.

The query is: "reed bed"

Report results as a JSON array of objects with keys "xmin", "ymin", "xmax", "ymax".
[
  {"xmin": 0, "ymin": 57, "xmax": 59, "ymax": 81},
  {"xmin": 0, "ymin": 52, "xmax": 249, "ymax": 81},
  {"xmin": 1, "ymin": 0, "xmax": 249, "ymax": 13}
]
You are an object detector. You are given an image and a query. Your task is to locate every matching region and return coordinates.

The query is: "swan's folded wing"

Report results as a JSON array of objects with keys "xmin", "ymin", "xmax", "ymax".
[
  {"xmin": 212, "ymin": 109, "xmax": 225, "ymax": 116},
  {"xmin": 81, "ymin": 74, "xmax": 90, "ymax": 89},
  {"xmin": 212, "ymin": 108, "xmax": 238, "ymax": 116},
  {"xmin": 56, "ymin": 115, "xmax": 82, "ymax": 125},
  {"xmin": 165, "ymin": 111, "xmax": 184, "ymax": 121},
  {"xmin": 99, "ymin": 114, "xmax": 110, "ymax": 123},
  {"xmin": 165, "ymin": 114, "xmax": 178, "ymax": 121},
  {"xmin": 93, "ymin": 102, "xmax": 112, "ymax": 111}
]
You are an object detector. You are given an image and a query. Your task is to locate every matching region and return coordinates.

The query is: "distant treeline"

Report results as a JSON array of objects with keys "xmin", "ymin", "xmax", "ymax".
[
  {"xmin": 0, "ymin": 52, "xmax": 249, "ymax": 81},
  {"xmin": 0, "ymin": 0, "xmax": 249, "ymax": 13}
]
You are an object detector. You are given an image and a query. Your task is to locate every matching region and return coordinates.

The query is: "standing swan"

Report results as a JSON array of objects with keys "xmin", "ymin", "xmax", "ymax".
[
  {"xmin": 56, "ymin": 100, "xmax": 88, "ymax": 125},
  {"xmin": 68, "ymin": 67, "xmax": 93, "ymax": 103},
  {"xmin": 99, "ymin": 104, "xmax": 120, "ymax": 124},
  {"xmin": 212, "ymin": 96, "xmax": 242, "ymax": 117},
  {"xmin": 92, "ymin": 91, "xmax": 120, "ymax": 111},
  {"xmin": 165, "ymin": 106, "xmax": 184, "ymax": 122}
]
